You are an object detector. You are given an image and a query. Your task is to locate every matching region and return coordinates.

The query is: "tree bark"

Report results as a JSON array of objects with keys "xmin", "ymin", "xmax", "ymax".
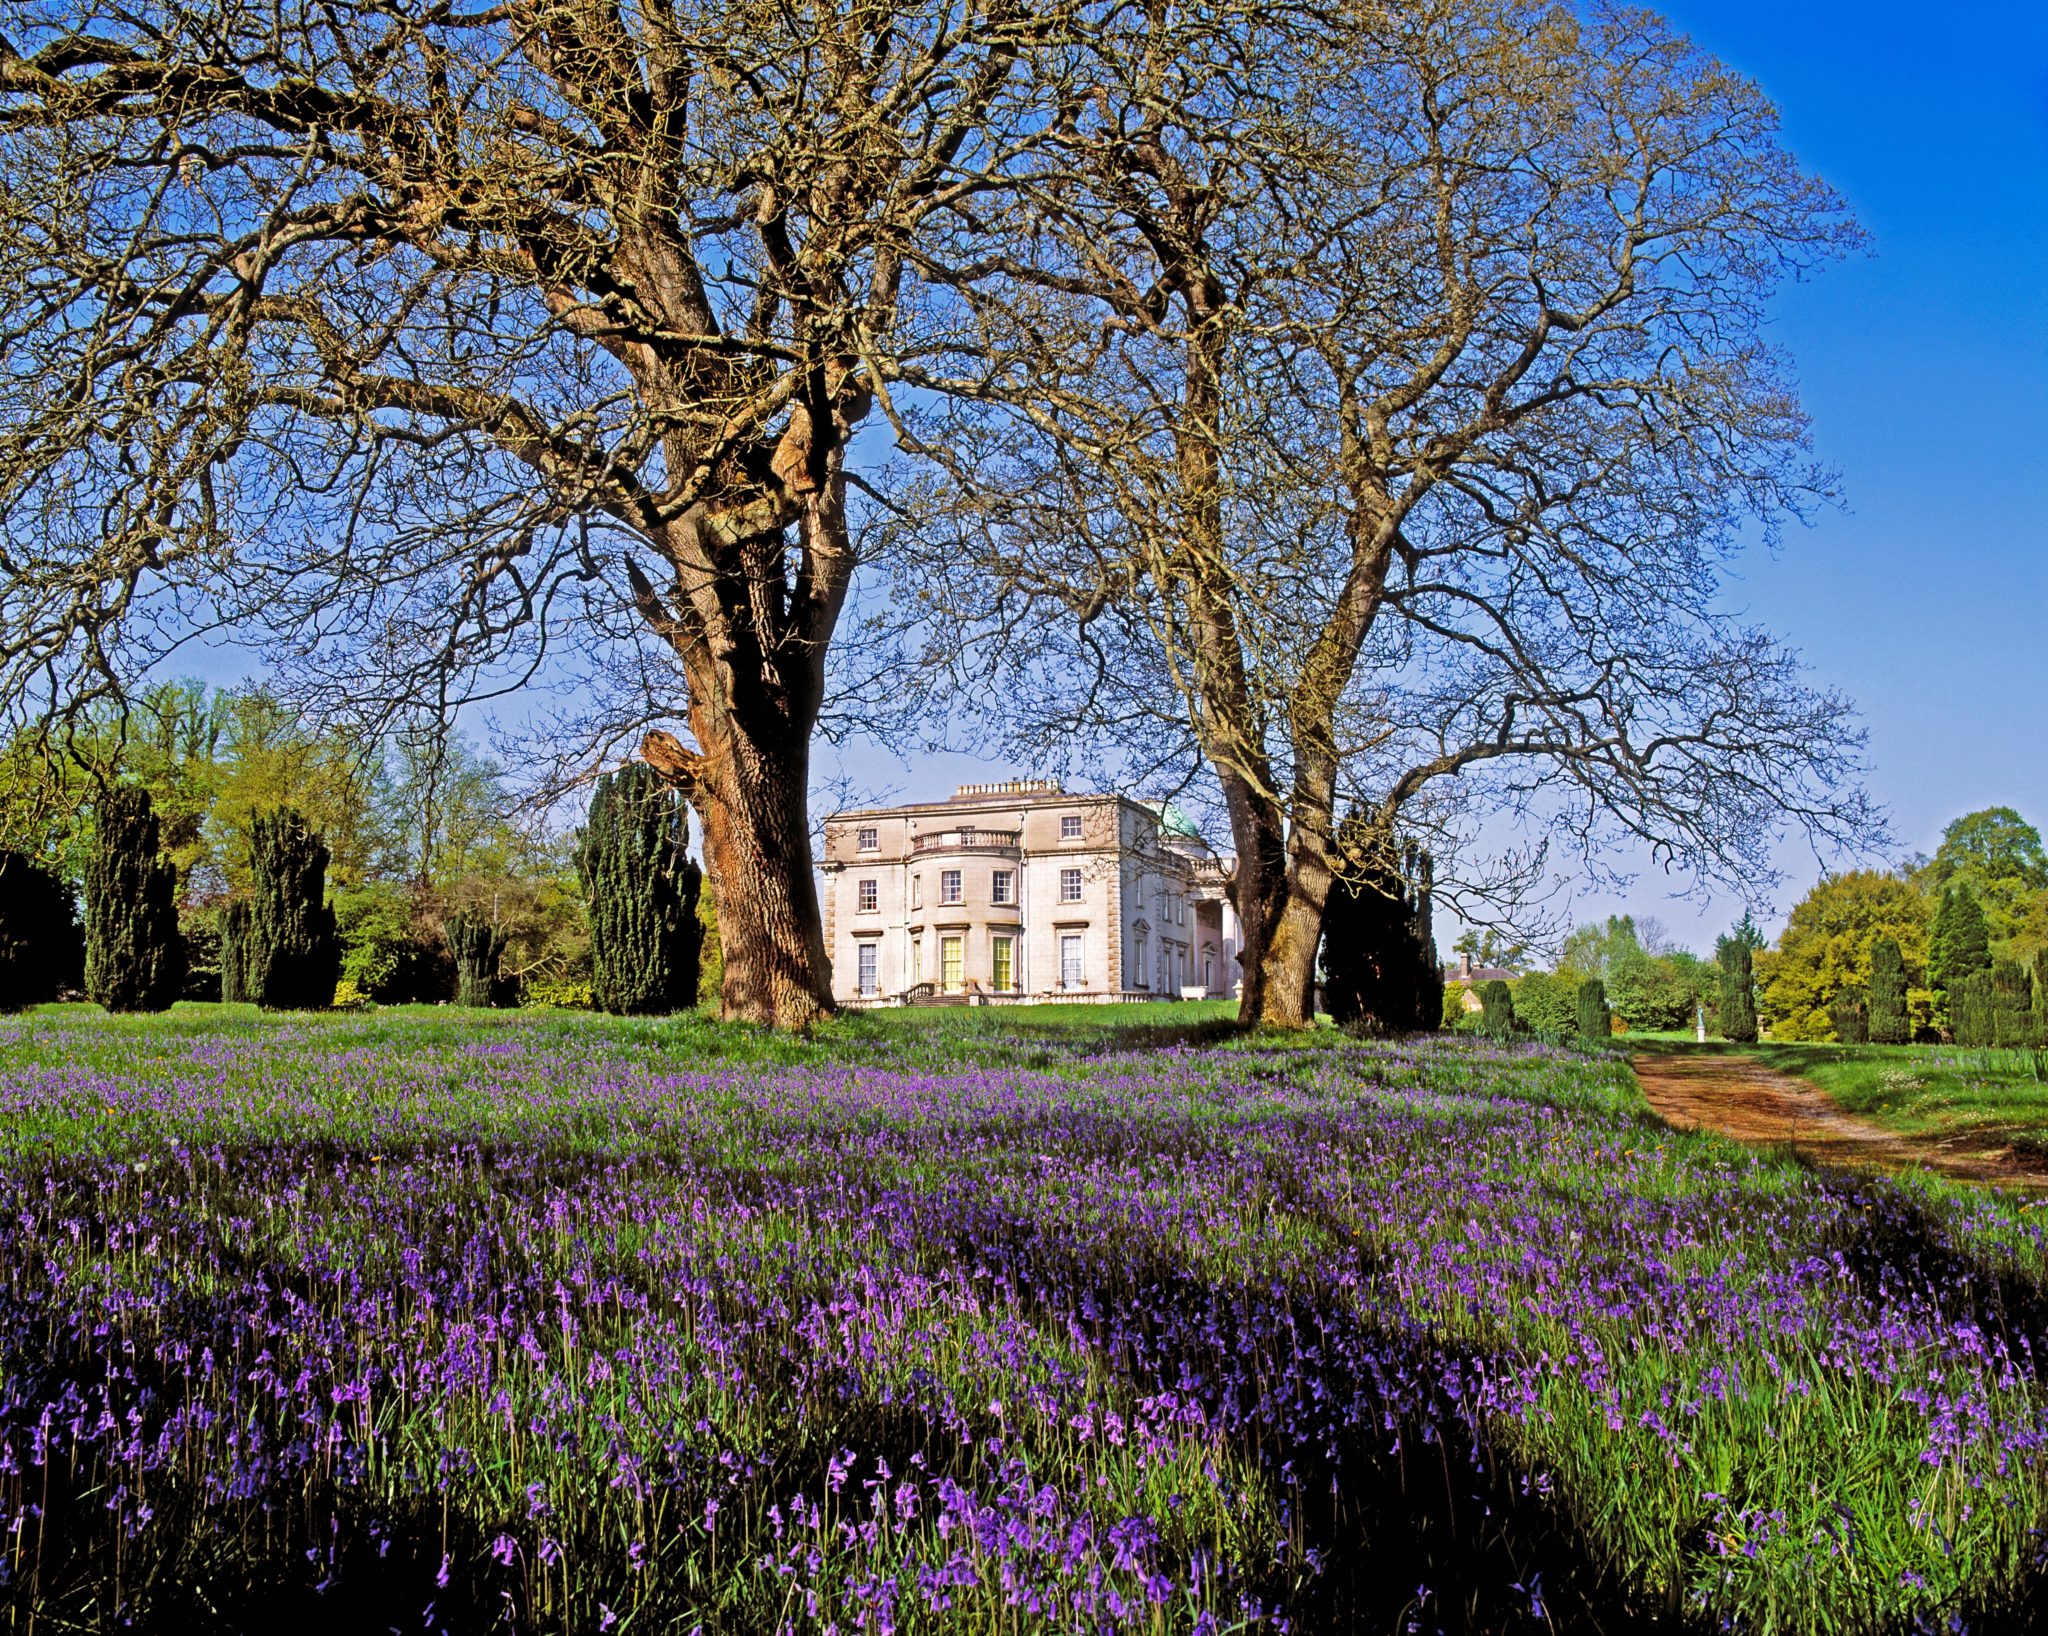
[{"xmin": 685, "ymin": 707, "xmax": 833, "ymax": 1030}]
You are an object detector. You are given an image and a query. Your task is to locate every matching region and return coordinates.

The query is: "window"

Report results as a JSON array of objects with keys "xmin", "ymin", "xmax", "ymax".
[
  {"xmin": 857, "ymin": 878, "xmax": 878, "ymax": 913},
  {"xmin": 1204, "ymin": 950, "xmax": 1215, "ymax": 992},
  {"xmin": 991, "ymin": 870, "xmax": 1014, "ymax": 906},
  {"xmin": 1060, "ymin": 813, "xmax": 1083, "ymax": 840},
  {"xmin": 1059, "ymin": 867, "xmax": 1083, "ymax": 903},
  {"xmin": 1134, "ymin": 928, "xmax": 1149, "ymax": 988},
  {"xmin": 1060, "ymin": 934, "xmax": 1084, "ymax": 991},
  {"xmin": 911, "ymin": 936, "xmax": 923, "ymax": 984},
  {"xmin": 911, "ymin": 874, "xmax": 921, "ymax": 908},
  {"xmin": 991, "ymin": 935, "xmax": 1015, "ymax": 993},
  {"xmin": 856, "ymin": 826, "xmax": 879, "ymax": 852},
  {"xmin": 940, "ymin": 869, "xmax": 962, "ymax": 905},
  {"xmin": 941, "ymin": 935, "xmax": 964, "ymax": 994},
  {"xmin": 856, "ymin": 941, "xmax": 879, "ymax": 997}
]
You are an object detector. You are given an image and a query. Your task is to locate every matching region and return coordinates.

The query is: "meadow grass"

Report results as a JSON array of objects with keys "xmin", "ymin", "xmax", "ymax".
[{"xmin": 0, "ymin": 1004, "xmax": 2045, "ymax": 1633}]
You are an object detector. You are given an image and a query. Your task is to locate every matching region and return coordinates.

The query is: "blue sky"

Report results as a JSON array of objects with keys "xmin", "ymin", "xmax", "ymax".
[{"xmin": 838, "ymin": 1, "xmax": 2048, "ymax": 954}]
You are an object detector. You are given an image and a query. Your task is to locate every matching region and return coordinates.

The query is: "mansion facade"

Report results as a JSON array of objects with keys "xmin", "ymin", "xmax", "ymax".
[{"xmin": 819, "ymin": 781, "xmax": 1242, "ymax": 1005}]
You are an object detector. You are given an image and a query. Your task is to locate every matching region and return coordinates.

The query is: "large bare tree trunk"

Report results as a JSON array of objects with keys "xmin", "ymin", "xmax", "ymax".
[{"xmin": 686, "ymin": 709, "xmax": 833, "ymax": 1030}]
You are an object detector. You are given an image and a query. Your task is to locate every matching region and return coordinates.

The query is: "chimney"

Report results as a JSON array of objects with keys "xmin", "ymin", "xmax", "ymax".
[{"xmin": 1459, "ymin": 952, "xmax": 1472, "ymax": 980}]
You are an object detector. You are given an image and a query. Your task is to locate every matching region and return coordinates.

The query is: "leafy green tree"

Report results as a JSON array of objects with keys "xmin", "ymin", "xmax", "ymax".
[
  {"xmin": 85, "ymin": 786, "xmax": 184, "ymax": 1012},
  {"xmin": 1719, "ymin": 940, "xmax": 1759, "ymax": 1043},
  {"xmin": 1755, "ymin": 872, "xmax": 1929, "ymax": 1041},
  {"xmin": 1920, "ymin": 808, "xmax": 2047, "ymax": 949},
  {"xmin": 1927, "ymin": 885, "xmax": 1993, "ymax": 1023},
  {"xmin": 333, "ymin": 881, "xmax": 449, "ymax": 1004},
  {"xmin": 1576, "ymin": 978, "xmax": 1613, "ymax": 1041},
  {"xmin": 0, "ymin": 851, "xmax": 82, "ymax": 1009},
  {"xmin": 1607, "ymin": 952, "xmax": 1697, "ymax": 1031},
  {"xmin": 247, "ymin": 809, "xmax": 340, "ymax": 1010},
  {"xmin": 445, "ymin": 911, "xmax": 508, "ymax": 1009},
  {"xmin": 578, "ymin": 765, "xmax": 702, "ymax": 1017},
  {"xmin": 1510, "ymin": 971, "xmax": 1577, "ymax": 1036},
  {"xmin": 1452, "ymin": 927, "xmax": 1527, "ymax": 975},
  {"xmin": 1867, "ymin": 936, "xmax": 1909, "ymax": 1045}
]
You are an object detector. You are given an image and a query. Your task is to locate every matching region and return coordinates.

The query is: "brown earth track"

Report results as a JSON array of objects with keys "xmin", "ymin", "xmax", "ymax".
[{"xmin": 1630, "ymin": 1050, "xmax": 2048, "ymax": 1192}]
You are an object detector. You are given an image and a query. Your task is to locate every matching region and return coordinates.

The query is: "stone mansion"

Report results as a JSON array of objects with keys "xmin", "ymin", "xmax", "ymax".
[{"xmin": 819, "ymin": 781, "xmax": 1243, "ymax": 1005}]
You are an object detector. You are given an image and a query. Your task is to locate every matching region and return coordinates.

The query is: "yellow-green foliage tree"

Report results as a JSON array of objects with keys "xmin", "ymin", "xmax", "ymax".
[{"xmin": 1756, "ymin": 871, "xmax": 1930, "ymax": 1040}]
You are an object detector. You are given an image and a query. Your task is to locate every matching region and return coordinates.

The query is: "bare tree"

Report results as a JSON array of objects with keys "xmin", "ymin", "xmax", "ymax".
[
  {"xmin": 891, "ymin": 0, "xmax": 1879, "ymax": 1025},
  {"xmin": 0, "ymin": 0, "xmax": 1066, "ymax": 1025}
]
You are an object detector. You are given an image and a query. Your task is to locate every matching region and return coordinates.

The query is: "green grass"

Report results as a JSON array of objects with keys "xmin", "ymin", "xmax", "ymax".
[{"xmin": 1637, "ymin": 1035, "xmax": 2048, "ymax": 1155}]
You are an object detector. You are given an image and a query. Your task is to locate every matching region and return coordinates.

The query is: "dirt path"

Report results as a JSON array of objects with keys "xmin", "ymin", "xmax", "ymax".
[{"xmin": 1630, "ymin": 1050, "xmax": 2048, "ymax": 1191}]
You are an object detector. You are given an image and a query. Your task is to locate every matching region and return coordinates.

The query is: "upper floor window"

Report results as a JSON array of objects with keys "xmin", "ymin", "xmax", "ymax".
[
  {"xmin": 911, "ymin": 874, "xmax": 921, "ymax": 908},
  {"xmin": 991, "ymin": 870, "xmax": 1014, "ymax": 906},
  {"xmin": 940, "ymin": 869, "xmax": 963, "ymax": 905},
  {"xmin": 856, "ymin": 825, "xmax": 879, "ymax": 852},
  {"xmin": 1059, "ymin": 867, "xmax": 1083, "ymax": 903},
  {"xmin": 857, "ymin": 878, "xmax": 878, "ymax": 913},
  {"xmin": 1060, "ymin": 813, "xmax": 1083, "ymax": 840}
]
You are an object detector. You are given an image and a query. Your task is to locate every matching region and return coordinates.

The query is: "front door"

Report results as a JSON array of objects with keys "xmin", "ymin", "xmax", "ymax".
[{"xmin": 1060, "ymin": 934, "xmax": 1084, "ymax": 991}]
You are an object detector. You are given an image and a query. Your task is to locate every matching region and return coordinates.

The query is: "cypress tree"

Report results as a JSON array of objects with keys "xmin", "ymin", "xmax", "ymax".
[
  {"xmin": 445, "ymin": 911, "xmax": 508, "ymax": 1008},
  {"xmin": 2033, "ymin": 950, "xmax": 2048, "ymax": 1043},
  {"xmin": 1477, "ymin": 978, "xmax": 1515, "ymax": 1037},
  {"xmin": 84, "ymin": 785, "xmax": 185, "ymax": 1012},
  {"xmin": 219, "ymin": 900, "xmax": 253, "ymax": 1004},
  {"xmin": 1988, "ymin": 959, "xmax": 2034, "ymax": 1047},
  {"xmin": 247, "ymin": 809, "xmax": 339, "ymax": 1010},
  {"xmin": 1867, "ymin": 937, "xmax": 1909, "ymax": 1045},
  {"xmin": 1829, "ymin": 984, "xmax": 1869, "ymax": 1044},
  {"xmin": 1576, "ymin": 977, "xmax": 1612, "ymax": 1040},
  {"xmin": 1952, "ymin": 971, "xmax": 1996, "ymax": 1049},
  {"xmin": 1717, "ymin": 939, "xmax": 1759, "ymax": 1044},
  {"xmin": 1322, "ymin": 834, "xmax": 1440, "ymax": 1035},
  {"xmin": 0, "ymin": 851, "xmax": 83, "ymax": 1010},
  {"xmin": 1929, "ymin": 886, "xmax": 1992, "ymax": 1021},
  {"xmin": 578, "ymin": 762, "xmax": 703, "ymax": 1015}
]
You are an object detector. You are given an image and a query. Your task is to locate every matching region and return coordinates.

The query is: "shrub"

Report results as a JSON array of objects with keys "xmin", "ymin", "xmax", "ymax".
[
  {"xmin": 1828, "ymin": 984, "xmax": 1869, "ymax": 1044},
  {"xmin": 1575, "ymin": 977, "xmax": 1612, "ymax": 1041},
  {"xmin": 577, "ymin": 763, "xmax": 702, "ymax": 1016},
  {"xmin": 1717, "ymin": 941, "xmax": 1758, "ymax": 1043},
  {"xmin": 1510, "ymin": 971, "xmax": 1576, "ymax": 1036},
  {"xmin": 335, "ymin": 882, "xmax": 449, "ymax": 1003},
  {"xmin": 84, "ymin": 786, "xmax": 185, "ymax": 1013},
  {"xmin": 1868, "ymin": 936, "xmax": 1909, "ymax": 1045},
  {"xmin": 1476, "ymin": 978, "xmax": 1514, "ymax": 1037},
  {"xmin": 0, "ymin": 850, "xmax": 83, "ymax": 1010},
  {"xmin": 1441, "ymin": 980, "xmax": 1471, "ymax": 1028},
  {"xmin": 247, "ymin": 809, "xmax": 339, "ymax": 1010},
  {"xmin": 445, "ymin": 911, "xmax": 508, "ymax": 1008}
]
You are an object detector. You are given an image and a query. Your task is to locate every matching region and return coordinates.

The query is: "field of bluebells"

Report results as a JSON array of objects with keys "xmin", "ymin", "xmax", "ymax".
[{"xmin": 3, "ymin": 1007, "xmax": 2048, "ymax": 1633}]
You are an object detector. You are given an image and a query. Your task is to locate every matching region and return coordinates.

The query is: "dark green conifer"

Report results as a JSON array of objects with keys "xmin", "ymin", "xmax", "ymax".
[
  {"xmin": 1477, "ymin": 978, "xmax": 1515, "ymax": 1037},
  {"xmin": 219, "ymin": 900, "xmax": 253, "ymax": 1004},
  {"xmin": 445, "ymin": 911, "xmax": 508, "ymax": 1008},
  {"xmin": 0, "ymin": 851, "xmax": 83, "ymax": 1010},
  {"xmin": 577, "ymin": 763, "xmax": 702, "ymax": 1015},
  {"xmin": 1576, "ymin": 977, "xmax": 1612, "ymax": 1040},
  {"xmin": 1867, "ymin": 937, "xmax": 1909, "ymax": 1045},
  {"xmin": 84, "ymin": 785, "xmax": 184, "ymax": 1012},
  {"xmin": 1717, "ymin": 938, "xmax": 1759, "ymax": 1044},
  {"xmin": 1829, "ymin": 984, "xmax": 1869, "ymax": 1044},
  {"xmin": 1928, "ymin": 886, "xmax": 1992, "ymax": 1020},
  {"xmin": 1952, "ymin": 971, "xmax": 1996, "ymax": 1048},
  {"xmin": 1322, "ymin": 836, "xmax": 1441, "ymax": 1035},
  {"xmin": 247, "ymin": 809, "xmax": 339, "ymax": 1009}
]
